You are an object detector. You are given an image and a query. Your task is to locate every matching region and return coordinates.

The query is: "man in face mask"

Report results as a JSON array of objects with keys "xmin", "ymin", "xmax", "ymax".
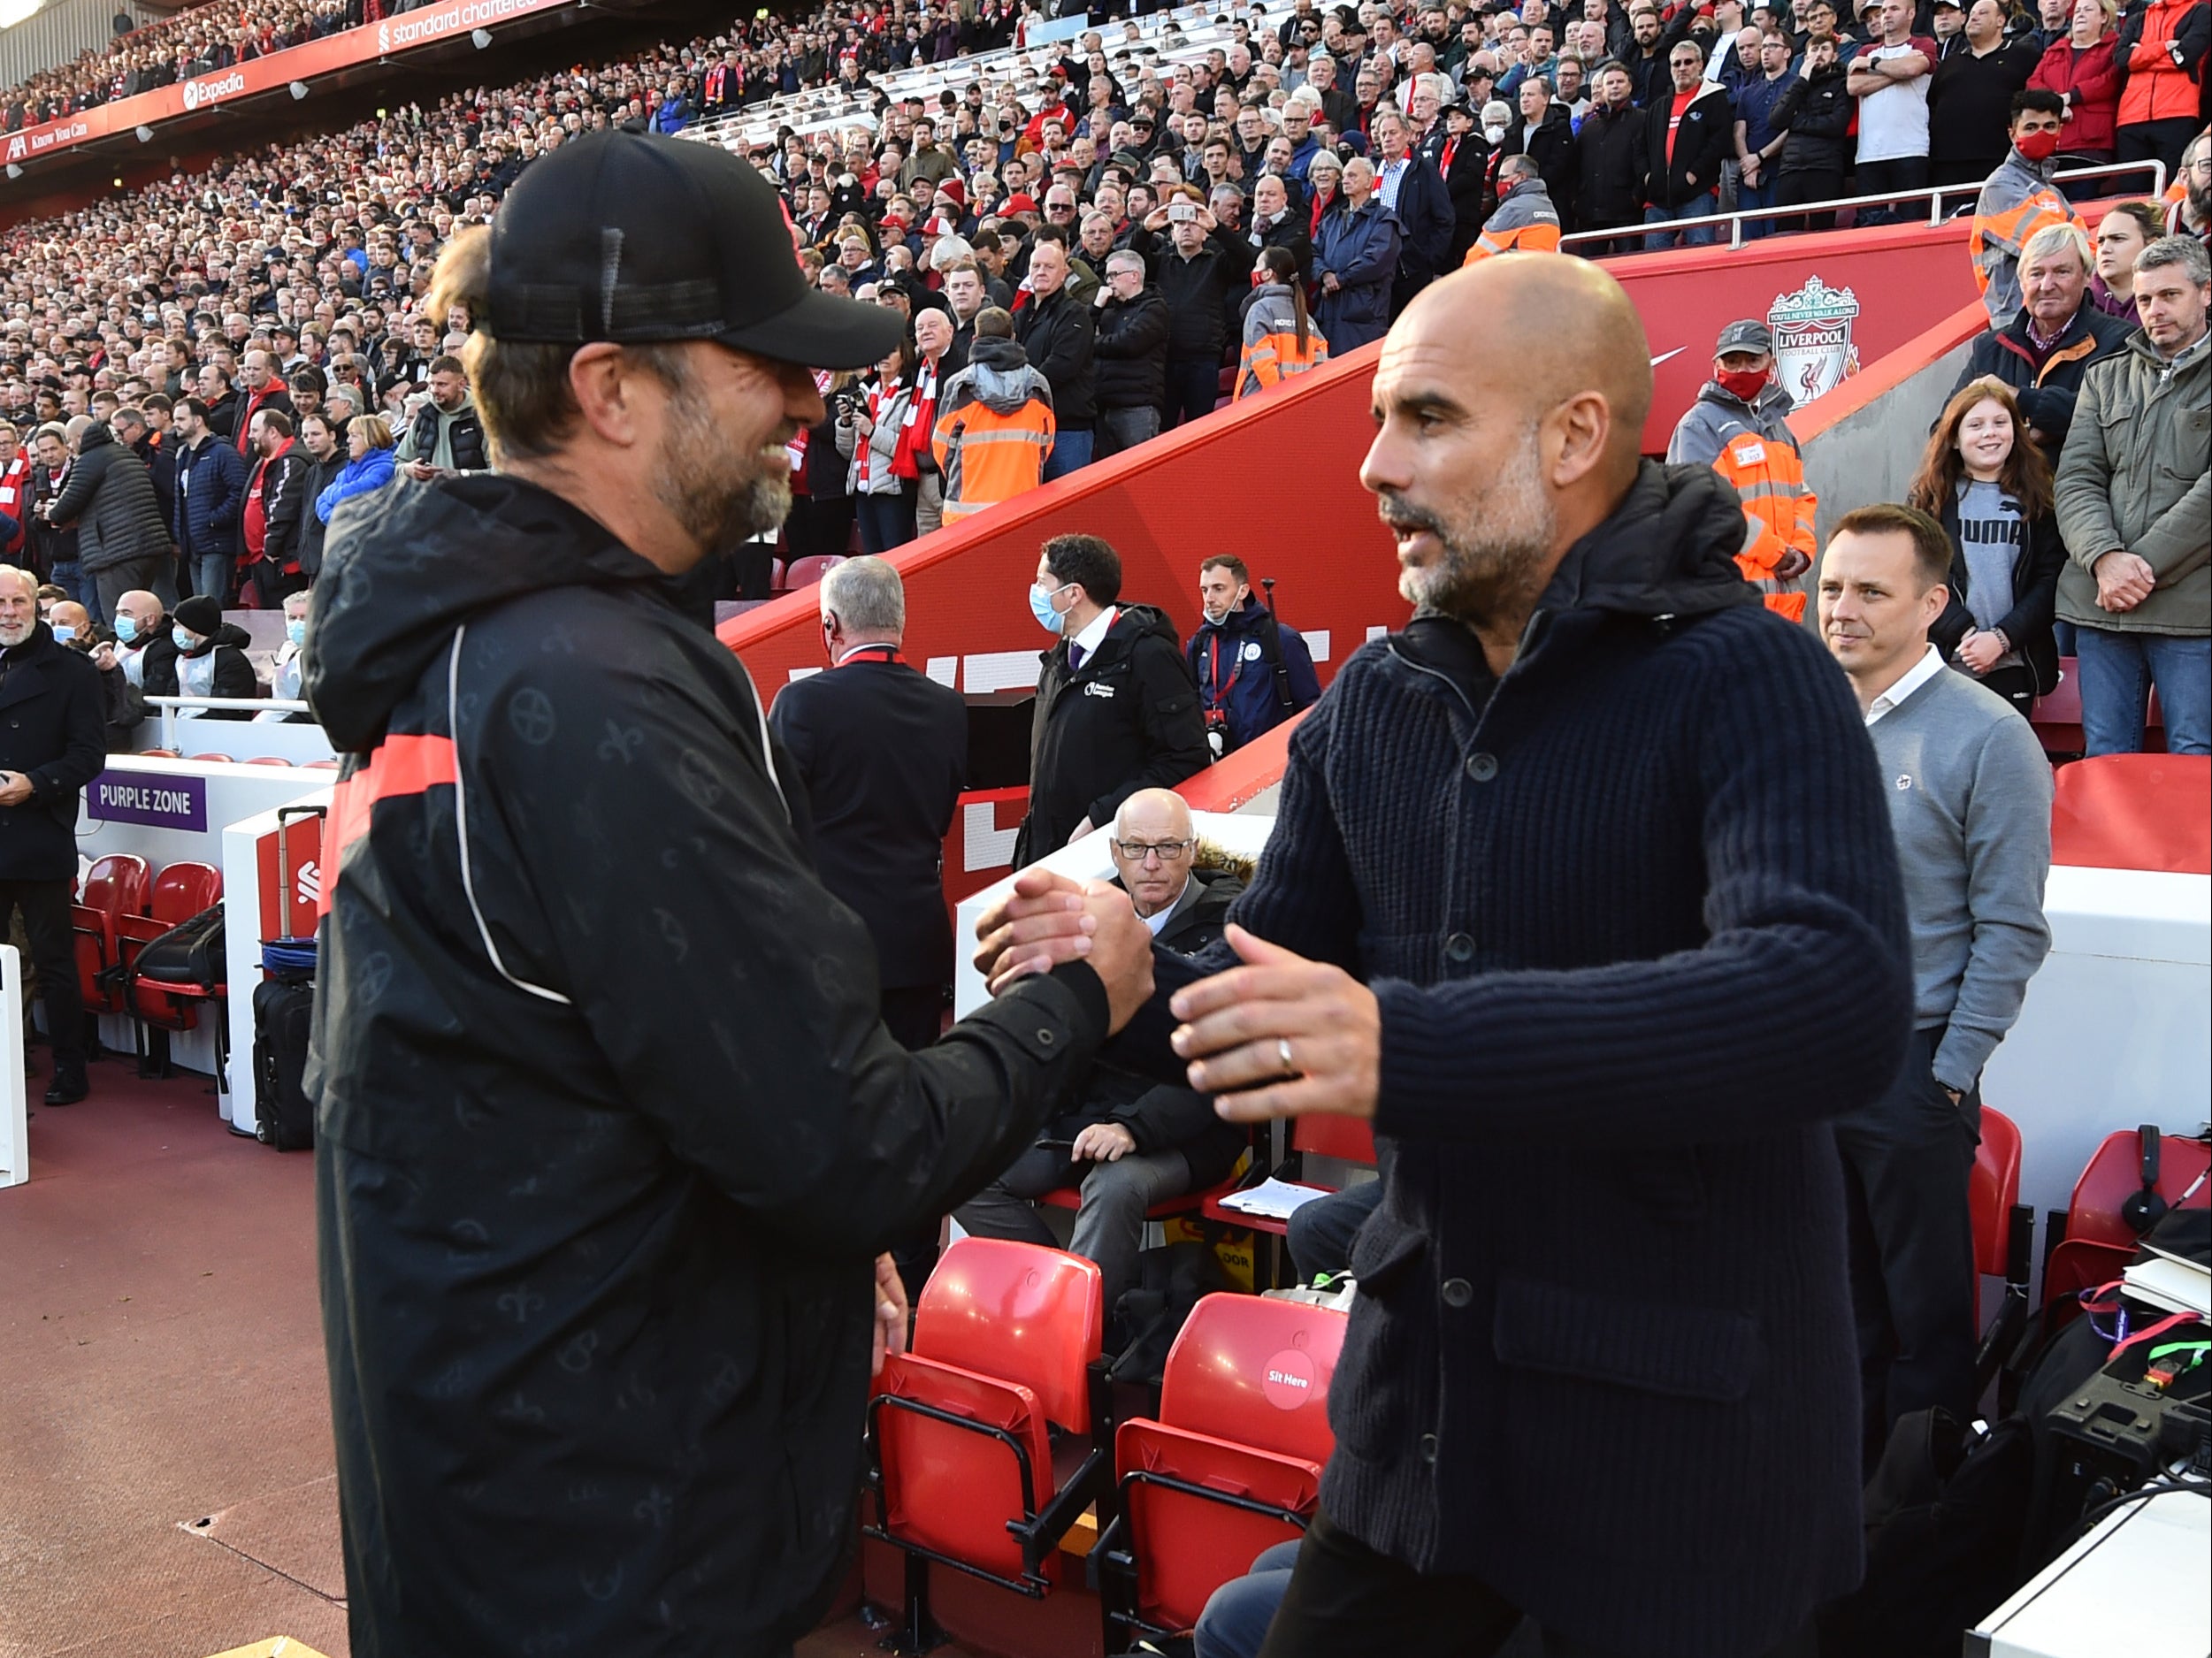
[
  {"xmin": 1013, "ymin": 532, "xmax": 1211, "ymax": 867},
  {"xmin": 1665, "ymin": 318, "xmax": 1819, "ymax": 622},
  {"xmin": 1968, "ymin": 89, "xmax": 2076, "ymax": 330}
]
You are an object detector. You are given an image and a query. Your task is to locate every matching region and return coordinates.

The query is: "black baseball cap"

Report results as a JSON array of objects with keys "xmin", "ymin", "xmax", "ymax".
[{"xmin": 485, "ymin": 130, "xmax": 900, "ymax": 371}]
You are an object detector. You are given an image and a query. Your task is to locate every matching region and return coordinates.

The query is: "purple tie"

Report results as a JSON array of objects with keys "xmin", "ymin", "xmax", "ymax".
[{"xmin": 1068, "ymin": 644, "xmax": 1084, "ymax": 671}]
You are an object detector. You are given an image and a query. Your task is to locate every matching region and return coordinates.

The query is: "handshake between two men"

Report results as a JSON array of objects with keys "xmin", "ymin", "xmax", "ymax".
[{"xmin": 973, "ymin": 866, "xmax": 1383, "ymax": 1126}]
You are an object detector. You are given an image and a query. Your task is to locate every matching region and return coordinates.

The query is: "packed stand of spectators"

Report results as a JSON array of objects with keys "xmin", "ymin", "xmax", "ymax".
[{"xmin": 4, "ymin": 0, "xmax": 356, "ymax": 134}]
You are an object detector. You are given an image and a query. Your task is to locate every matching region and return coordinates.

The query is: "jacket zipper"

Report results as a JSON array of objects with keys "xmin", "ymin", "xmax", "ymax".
[{"xmin": 1385, "ymin": 608, "xmax": 1551, "ymax": 745}]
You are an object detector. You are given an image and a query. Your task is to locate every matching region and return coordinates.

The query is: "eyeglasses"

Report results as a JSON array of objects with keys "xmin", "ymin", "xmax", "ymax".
[{"xmin": 1112, "ymin": 837, "xmax": 1197, "ymax": 863}]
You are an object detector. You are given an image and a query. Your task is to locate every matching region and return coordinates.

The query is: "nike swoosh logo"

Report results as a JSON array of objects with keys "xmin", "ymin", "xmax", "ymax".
[{"xmin": 1649, "ymin": 348, "xmax": 1688, "ymax": 368}]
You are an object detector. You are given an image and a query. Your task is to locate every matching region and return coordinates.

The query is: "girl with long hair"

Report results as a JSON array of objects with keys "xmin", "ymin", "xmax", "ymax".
[{"xmin": 1907, "ymin": 377, "xmax": 2067, "ymax": 716}]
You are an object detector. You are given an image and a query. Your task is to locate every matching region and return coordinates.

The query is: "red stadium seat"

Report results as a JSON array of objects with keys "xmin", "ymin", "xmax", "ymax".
[
  {"xmin": 867, "ymin": 1238, "xmax": 1106, "ymax": 1647},
  {"xmin": 1970, "ymin": 1107, "xmax": 2032, "ymax": 1408},
  {"xmin": 188, "ymin": 753, "xmax": 235, "ymax": 763},
  {"xmin": 1094, "ymin": 1293, "xmax": 1348, "ymax": 1643},
  {"xmin": 302, "ymin": 759, "xmax": 341, "ymax": 770},
  {"xmin": 246, "ymin": 755, "xmax": 295, "ymax": 767},
  {"xmin": 72, "ymin": 853, "xmax": 150, "ymax": 1020},
  {"xmin": 2042, "ymin": 1127, "xmax": 2212, "ymax": 1327},
  {"xmin": 139, "ymin": 748, "xmax": 180, "ymax": 758},
  {"xmin": 126, "ymin": 862, "xmax": 226, "ymax": 1079},
  {"xmin": 783, "ymin": 554, "xmax": 846, "ymax": 590},
  {"xmin": 1205, "ymin": 1113, "xmax": 1376, "ymax": 1243},
  {"xmin": 2049, "ymin": 753, "xmax": 2210, "ymax": 875}
]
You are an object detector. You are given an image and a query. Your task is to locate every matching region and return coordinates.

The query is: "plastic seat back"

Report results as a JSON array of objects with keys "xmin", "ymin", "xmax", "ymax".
[
  {"xmin": 149, "ymin": 861, "xmax": 222, "ymax": 925},
  {"xmin": 2050, "ymin": 754, "xmax": 2211, "ymax": 875},
  {"xmin": 1971, "ymin": 1107, "xmax": 2022, "ymax": 1280},
  {"xmin": 1295, "ymin": 1112, "xmax": 1375, "ymax": 1165},
  {"xmin": 1114, "ymin": 1418, "xmax": 1323, "ymax": 1632},
  {"xmin": 1159, "ymin": 1293, "xmax": 1346, "ymax": 1464},
  {"xmin": 91, "ymin": 853, "xmax": 151, "ymax": 921},
  {"xmin": 247, "ymin": 755, "xmax": 295, "ymax": 767},
  {"xmin": 188, "ymin": 753, "xmax": 235, "ymax": 763},
  {"xmin": 912, "ymin": 1236, "xmax": 1102, "ymax": 1433},
  {"xmin": 876, "ymin": 1351, "xmax": 1053, "ymax": 1582},
  {"xmin": 2063, "ymin": 1127, "xmax": 2211, "ymax": 1253},
  {"xmin": 784, "ymin": 554, "xmax": 846, "ymax": 591}
]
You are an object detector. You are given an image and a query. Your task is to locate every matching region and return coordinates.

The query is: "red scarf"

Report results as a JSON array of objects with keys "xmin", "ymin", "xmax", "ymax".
[{"xmin": 896, "ymin": 355, "xmax": 940, "ymax": 479}]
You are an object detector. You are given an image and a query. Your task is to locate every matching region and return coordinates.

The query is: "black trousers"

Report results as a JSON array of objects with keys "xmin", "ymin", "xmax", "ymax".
[
  {"xmin": 1833, "ymin": 1025, "xmax": 1981, "ymax": 1471},
  {"xmin": 1164, "ymin": 355, "xmax": 1221, "ymax": 429},
  {"xmin": 882, "ymin": 982, "xmax": 948, "ymax": 1301},
  {"xmin": 0, "ymin": 879, "xmax": 85, "ymax": 1075},
  {"xmin": 1976, "ymin": 663, "xmax": 2038, "ymax": 722},
  {"xmin": 1775, "ymin": 167, "xmax": 1844, "ymax": 232},
  {"xmin": 2117, "ymin": 118, "xmax": 2197, "ymax": 182},
  {"xmin": 1853, "ymin": 157, "xmax": 1930, "ymax": 225},
  {"xmin": 1258, "ymin": 1506, "xmax": 1818, "ymax": 1658}
]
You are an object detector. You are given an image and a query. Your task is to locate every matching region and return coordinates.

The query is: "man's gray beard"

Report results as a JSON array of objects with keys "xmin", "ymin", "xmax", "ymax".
[
  {"xmin": 1390, "ymin": 430, "xmax": 1558, "ymax": 621},
  {"xmin": 652, "ymin": 396, "xmax": 794, "ymax": 552}
]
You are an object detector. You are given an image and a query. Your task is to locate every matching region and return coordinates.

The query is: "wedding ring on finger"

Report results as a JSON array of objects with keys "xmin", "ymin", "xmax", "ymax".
[{"xmin": 1277, "ymin": 1036, "xmax": 1298, "ymax": 1078}]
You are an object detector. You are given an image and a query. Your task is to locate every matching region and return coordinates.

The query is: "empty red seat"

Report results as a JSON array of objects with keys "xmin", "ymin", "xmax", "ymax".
[
  {"xmin": 247, "ymin": 755, "xmax": 295, "ymax": 767},
  {"xmin": 1970, "ymin": 1107, "xmax": 2032, "ymax": 1407},
  {"xmin": 188, "ymin": 753, "xmax": 234, "ymax": 764},
  {"xmin": 302, "ymin": 759, "xmax": 341, "ymax": 770},
  {"xmin": 126, "ymin": 863, "xmax": 226, "ymax": 1079},
  {"xmin": 784, "ymin": 554, "xmax": 846, "ymax": 591},
  {"xmin": 72, "ymin": 853, "xmax": 150, "ymax": 1018},
  {"xmin": 869, "ymin": 1238, "xmax": 1106, "ymax": 1642},
  {"xmin": 2042, "ymin": 1126, "xmax": 2212, "ymax": 1326},
  {"xmin": 2049, "ymin": 753, "xmax": 2210, "ymax": 875},
  {"xmin": 138, "ymin": 747, "xmax": 179, "ymax": 758},
  {"xmin": 1097, "ymin": 1292, "xmax": 1347, "ymax": 1642},
  {"xmin": 1205, "ymin": 1112, "xmax": 1376, "ymax": 1242}
]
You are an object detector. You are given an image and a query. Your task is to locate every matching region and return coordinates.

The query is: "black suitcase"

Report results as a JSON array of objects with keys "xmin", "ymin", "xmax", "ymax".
[
  {"xmin": 252, "ymin": 803, "xmax": 324, "ymax": 1150},
  {"xmin": 252, "ymin": 977, "xmax": 316, "ymax": 1150}
]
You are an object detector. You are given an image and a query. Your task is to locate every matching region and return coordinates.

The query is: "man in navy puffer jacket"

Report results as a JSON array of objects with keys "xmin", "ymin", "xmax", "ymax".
[{"xmin": 980, "ymin": 256, "xmax": 1913, "ymax": 1658}]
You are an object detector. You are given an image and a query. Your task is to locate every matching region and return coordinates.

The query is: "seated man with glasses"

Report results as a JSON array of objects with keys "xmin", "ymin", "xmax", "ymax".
[{"xmin": 955, "ymin": 789, "xmax": 1249, "ymax": 1315}]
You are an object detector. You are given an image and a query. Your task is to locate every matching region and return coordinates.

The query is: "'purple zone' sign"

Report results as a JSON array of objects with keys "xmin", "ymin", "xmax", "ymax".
[{"xmin": 88, "ymin": 771, "xmax": 208, "ymax": 833}]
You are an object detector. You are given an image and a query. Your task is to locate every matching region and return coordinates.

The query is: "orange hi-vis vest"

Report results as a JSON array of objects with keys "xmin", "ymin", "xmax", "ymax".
[
  {"xmin": 1237, "ymin": 292, "xmax": 1330, "ymax": 399},
  {"xmin": 1666, "ymin": 384, "xmax": 1818, "ymax": 623},
  {"xmin": 1461, "ymin": 180, "xmax": 1565, "ymax": 266},
  {"xmin": 1970, "ymin": 153, "xmax": 2083, "ymax": 326},
  {"xmin": 932, "ymin": 379, "xmax": 1055, "ymax": 522}
]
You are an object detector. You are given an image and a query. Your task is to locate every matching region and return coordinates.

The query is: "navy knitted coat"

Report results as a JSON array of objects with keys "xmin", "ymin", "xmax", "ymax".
[{"xmin": 1132, "ymin": 462, "xmax": 1913, "ymax": 1657}]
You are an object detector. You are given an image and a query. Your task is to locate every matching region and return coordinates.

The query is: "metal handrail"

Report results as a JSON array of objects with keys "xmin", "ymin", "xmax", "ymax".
[
  {"xmin": 142, "ymin": 693, "xmax": 313, "ymax": 753},
  {"xmin": 1558, "ymin": 159, "xmax": 2169, "ymax": 254}
]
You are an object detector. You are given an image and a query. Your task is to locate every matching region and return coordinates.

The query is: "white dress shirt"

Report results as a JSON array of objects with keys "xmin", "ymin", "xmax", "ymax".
[
  {"xmin": 1067, "ymin": 604, "xmax": 1117, "ymax": 668},
  {"xmin": 1864, "ymin": 643, "xmax": 1945, "ymax": 726}
]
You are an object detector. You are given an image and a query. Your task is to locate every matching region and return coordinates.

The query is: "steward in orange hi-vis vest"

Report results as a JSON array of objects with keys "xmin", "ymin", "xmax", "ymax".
[
  {"xmin": 1666, "ymin": 319, "xmax": 1818, "ymax": 623},
  {"xmin": 1461, "ymin": 172, "xmax": 1564, "ymax": 265}
]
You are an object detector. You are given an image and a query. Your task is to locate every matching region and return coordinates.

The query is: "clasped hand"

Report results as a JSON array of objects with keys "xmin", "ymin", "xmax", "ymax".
[{"xmin": 976, "ymin": 873, "xmax": 1380, "ymax": 1123}]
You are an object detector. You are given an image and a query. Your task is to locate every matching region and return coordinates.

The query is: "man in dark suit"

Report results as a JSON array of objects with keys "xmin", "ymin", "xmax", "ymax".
[
  {"xmin": 0, "ymin": 564, "xmax": 107, "ymax": 1104},
  {"xmin": 768, "ymin": 555, "xmax": 968, "ymax": 1054}
]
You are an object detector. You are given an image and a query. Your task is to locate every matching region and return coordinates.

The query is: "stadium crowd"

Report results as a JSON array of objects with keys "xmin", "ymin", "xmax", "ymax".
[{"xmin": 0, "ymin": 0, "xmax": 2203, "ymax": 719}]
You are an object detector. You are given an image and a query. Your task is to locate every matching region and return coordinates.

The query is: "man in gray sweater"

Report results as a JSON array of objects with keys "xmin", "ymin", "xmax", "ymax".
[{"xmin": 1818, "ymin": 501, "xmax": 2053, "ymax": 1466}]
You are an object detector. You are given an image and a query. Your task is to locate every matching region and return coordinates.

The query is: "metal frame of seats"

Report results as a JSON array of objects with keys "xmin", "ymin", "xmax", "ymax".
[
  {"xmin": 1091, "ymin": 1291, "xmax": 1347, "ymax": 1645},
  {"xmin": 865, "ymin": 1237, "xmax": 1111, "ymax": 1654},
  {"xmin": 121, "ymin": 862, "xmax": 225, "ymax": 1084},
  {"xmin": 1971, "ymin": 1106, "xmax": 2035, "ymax": 1413},
  {"xmin": 71, "ymin": 853, "xmax": 150, "ymax": 1025}
]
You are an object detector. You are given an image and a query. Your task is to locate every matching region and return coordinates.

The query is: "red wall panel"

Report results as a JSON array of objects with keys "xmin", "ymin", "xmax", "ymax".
[{"xmin": 723, "ymin": 222, "xmax": 1990, "ymax": 707}]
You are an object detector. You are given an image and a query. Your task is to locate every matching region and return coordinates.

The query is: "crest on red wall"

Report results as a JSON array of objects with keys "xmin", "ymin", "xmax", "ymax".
[{"xmin": 1767, "ymin": 276, "xmax": 1863, "ymax": 407}]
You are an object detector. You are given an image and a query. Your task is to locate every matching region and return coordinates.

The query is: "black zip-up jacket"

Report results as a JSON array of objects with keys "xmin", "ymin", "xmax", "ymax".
[
  {"xmin": 1773, "ymin": 62, "xmax": 1856, "ymax": 176},
  {"xmin": 1013, "ymin": 601, "xmax": 1209, "ymax": 867},
  {"xmin": 1929, "ymin": 487, "xmax": 2068, "ymax": 695},
  {"xmin": 46, "ymin": 423, "xmax": 172, "ymax": 574},
  {"xmin": 1137, "ymin": 225, "xmax": 1262, "ymax": 363},
  {"xmin": 1093, "ymin": 287, "xmax": 1172, "ymax": 410},
  {"xmin": 1504, "ymin": 103, "xmax": 1581, "ymax": 230},
  {"xmin": 1640, "ymin": 80, "xmax": 1735, "ymax": 208},
  {"xmin": 304, "ymin": 471, "xmax": 1113, "ymax": 1656},
  {"xmin": 296, "ymin": 453, "xmax": 341, "ymax": 578},
  {"xmin": 1106, "ymin": 462, "xmax": 1911, "ymax": 1658},
  {"xmin": 1014, "ymin": 285, "xmax": 1098, "ymax": 428},
  {"xmin": 1575, "ymin": 99, "xmax": 1645, "ymax": 228},
  {"xmin": 245, "ymin": 445, "xmax": 307, "ymax": 576}
]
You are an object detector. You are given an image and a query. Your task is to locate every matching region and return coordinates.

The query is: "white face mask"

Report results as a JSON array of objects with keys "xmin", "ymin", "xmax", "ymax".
[{"xmin": 1485, "ymin": 124, "xmax": 1507, "ymax": 143}]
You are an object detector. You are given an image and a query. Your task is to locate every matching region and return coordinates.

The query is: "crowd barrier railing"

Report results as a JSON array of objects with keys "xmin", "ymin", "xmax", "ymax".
[
  {"xmin": 143, "ymin": 694, "xmax": 311, "ymax": 754},
  {"xmin": 1562, "ymin": 159, "xmax": 2166, "ymax": 256}
]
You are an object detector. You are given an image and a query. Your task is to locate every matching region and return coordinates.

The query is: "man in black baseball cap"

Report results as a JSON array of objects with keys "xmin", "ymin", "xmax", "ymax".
[{"xmin": 306, "ymin": 130, "xmax": 1155, "ymax": 1657}]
